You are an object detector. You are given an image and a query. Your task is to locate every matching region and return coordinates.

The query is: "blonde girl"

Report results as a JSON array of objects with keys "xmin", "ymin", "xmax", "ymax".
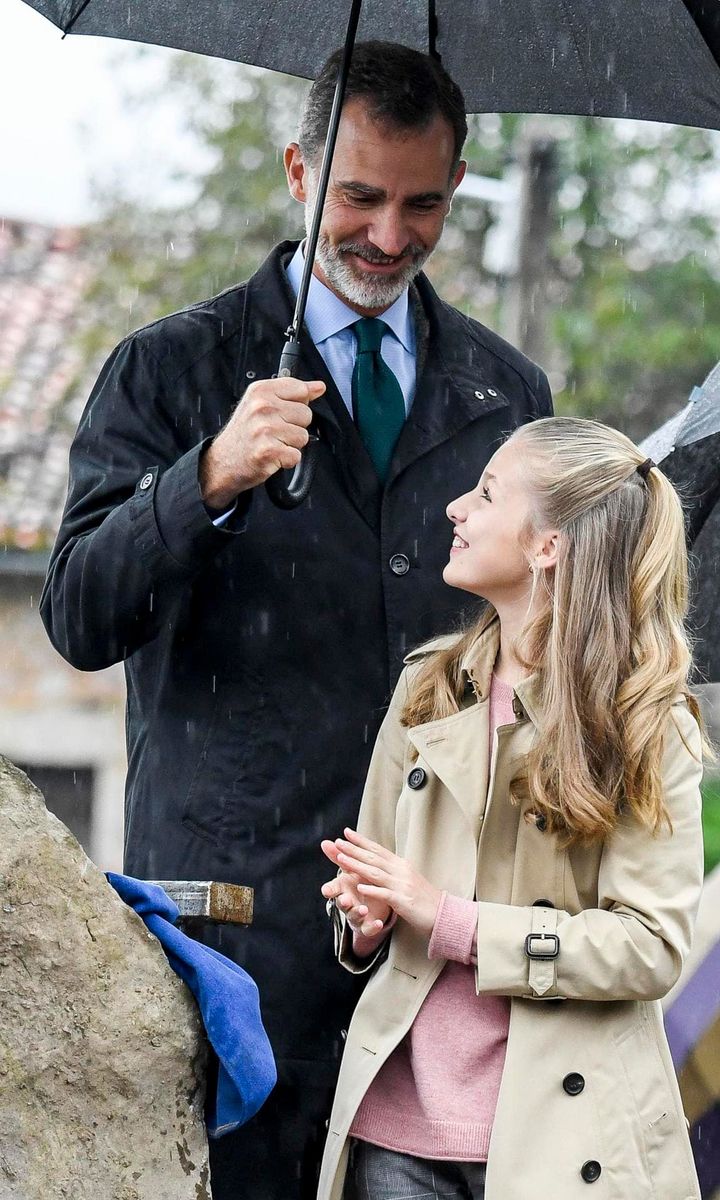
[{"xmin": 319, "ymin": 416, "xmax": 713, "ymax": 1200}]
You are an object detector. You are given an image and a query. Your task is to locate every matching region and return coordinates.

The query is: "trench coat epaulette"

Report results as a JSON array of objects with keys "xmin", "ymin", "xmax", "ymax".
[{"xmin": 403, "ymin": 634, "xmax": 463, "ymax": 665}]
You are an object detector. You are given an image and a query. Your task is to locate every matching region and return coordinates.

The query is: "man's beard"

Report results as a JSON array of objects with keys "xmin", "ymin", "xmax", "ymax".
[{"xmin": 308, "ymin": 221, "xmax": 431, "ymax": 311}]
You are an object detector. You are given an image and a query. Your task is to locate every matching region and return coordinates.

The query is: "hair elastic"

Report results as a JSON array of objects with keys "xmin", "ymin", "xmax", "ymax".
[{"xmin": 637, "ymin": 458, "xmax": 655, "ymax": 480}]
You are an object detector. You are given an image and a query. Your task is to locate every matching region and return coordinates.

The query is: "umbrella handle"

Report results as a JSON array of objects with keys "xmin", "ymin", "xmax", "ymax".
[{"xmin": 264, "ymin": 338, "xmax": 320, "ymax": 510}]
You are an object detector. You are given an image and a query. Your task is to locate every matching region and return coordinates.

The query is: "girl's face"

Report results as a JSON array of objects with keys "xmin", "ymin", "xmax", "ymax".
[{"xmin": 443, "ymin": 439, "xmax": 546, "ymax": 602}]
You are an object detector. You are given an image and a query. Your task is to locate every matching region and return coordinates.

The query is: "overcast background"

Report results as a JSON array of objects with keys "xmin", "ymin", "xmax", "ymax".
[{"xmin": 0, "ymin": 0, "xmax": 202, "ymax": 224}]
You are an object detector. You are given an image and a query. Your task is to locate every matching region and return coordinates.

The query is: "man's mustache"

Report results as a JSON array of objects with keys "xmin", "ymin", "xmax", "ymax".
[{"xmin": 337, "ymin": 241, "xmax": 426, "ymax": 266}]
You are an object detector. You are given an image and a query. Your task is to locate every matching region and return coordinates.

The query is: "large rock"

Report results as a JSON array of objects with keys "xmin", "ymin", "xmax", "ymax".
[{"xmin": 0, "ymin": 757, "xmax": 210, "ymax": 1200}]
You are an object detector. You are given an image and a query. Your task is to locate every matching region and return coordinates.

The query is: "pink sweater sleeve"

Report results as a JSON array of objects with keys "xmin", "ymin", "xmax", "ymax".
[{"xmin": 428, "ymin": 891, "xmax": 478, "ymax": 965}]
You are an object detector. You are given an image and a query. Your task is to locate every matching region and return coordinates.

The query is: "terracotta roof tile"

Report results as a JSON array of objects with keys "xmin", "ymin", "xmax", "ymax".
[{"xmin": 0, "ymin": 219, "xmax": 107, "ymax": 551}]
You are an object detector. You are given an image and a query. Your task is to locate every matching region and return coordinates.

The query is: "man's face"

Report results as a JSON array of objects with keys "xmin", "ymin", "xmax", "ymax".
[{"xmin": 285, "ymin": 98, "xmax": 466, "ymax": 315}]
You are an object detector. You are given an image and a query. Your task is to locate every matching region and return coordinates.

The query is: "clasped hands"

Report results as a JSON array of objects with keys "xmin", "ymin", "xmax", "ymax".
[{"xmin": 320, "ymin": 828, "xmax": 441, "ymax": 941}]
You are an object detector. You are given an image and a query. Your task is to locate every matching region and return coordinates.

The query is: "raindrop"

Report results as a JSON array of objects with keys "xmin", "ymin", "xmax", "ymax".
[{"xmin": 212, "ymin": 675, "xmax": 217, "ymax": 694}]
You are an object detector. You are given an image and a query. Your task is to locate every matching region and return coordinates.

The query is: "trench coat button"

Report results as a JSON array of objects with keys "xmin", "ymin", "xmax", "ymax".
[
  {"xmin": 408, "ymin": 767, "xmax": 427, "ymax": 790},
  {"xmin": 389, "ymin": 553, "xmax": 410, "ymax": 576},
  {"xmin": 580, "ymin": 1161, "xmax": 602, "ymax": 1183},
  {"xmin": 139, "ymin": 472, "xmax": 154, "ymax": 491},
  {"xmin": 563, "ymin": 1072, "xmax": 585, "ymax": 1096}
]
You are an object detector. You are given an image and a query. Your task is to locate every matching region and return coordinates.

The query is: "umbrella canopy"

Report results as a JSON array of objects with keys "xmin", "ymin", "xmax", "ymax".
[
  {"xmin": 640, "ymin": 361, "xmax": 720, "ymax": 546},
  {"xmin": 19, "ymin": 0, "xmax": 720, "ymax": 130},
  {"xmin": 640, "ymin": 362, "xmax": 720, "ymax": 685}
]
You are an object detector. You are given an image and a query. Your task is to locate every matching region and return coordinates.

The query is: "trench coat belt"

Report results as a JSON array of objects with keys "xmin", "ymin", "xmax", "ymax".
[{"xmin": 526, "ymin": 906, "xmax": 560, "ymax": 996}]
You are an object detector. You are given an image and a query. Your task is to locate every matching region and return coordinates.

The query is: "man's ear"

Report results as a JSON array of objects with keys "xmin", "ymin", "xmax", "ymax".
[
  {"xmin": 285, "ymin": 143, "xmax": 308, "ymax": 204},
  {"xmin": 446, "ymin": 159, "xmax": 467, "ymax": 213}
]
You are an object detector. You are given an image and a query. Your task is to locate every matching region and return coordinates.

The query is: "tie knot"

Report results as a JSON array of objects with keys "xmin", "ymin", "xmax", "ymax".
[{"xmin": 353, "ymin": 317, "xmax": 386, "ymax": 355}]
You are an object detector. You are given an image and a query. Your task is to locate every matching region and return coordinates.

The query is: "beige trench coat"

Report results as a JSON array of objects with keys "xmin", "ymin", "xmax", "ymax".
[{"xmin": 318, "ymin": 617, "xmax": 705, "ymax": 1200}]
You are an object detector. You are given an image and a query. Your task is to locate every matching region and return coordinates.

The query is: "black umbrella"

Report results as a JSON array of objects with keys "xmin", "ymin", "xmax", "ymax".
[
  {"xmin": 639, "ymin": 361, "xmax": 720, "ymax": 684},
  {"xmin": 18, "ymin": 1, "xmax": 720, "ymax": 508}
]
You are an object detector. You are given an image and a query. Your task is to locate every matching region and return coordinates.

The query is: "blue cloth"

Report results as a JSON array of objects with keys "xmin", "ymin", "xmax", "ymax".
[
  {"xmin": 285, "ymin": 242, "xmax": 416, "ymax": 417},
  {"xmin": 106, "ymin": 872, "xmax": 276, "ymax": 1137}
]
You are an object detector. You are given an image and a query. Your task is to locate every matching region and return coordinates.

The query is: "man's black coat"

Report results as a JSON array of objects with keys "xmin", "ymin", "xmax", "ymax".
[{"xmin": 40, "ymin": 239, "xmax": 551, "ymax": 1161}]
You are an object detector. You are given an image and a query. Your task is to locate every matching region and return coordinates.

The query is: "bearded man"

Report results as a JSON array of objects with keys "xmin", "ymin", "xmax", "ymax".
[{"xmin": 41, "ymin": 40, "xmax": 552, "ymax": 1200}]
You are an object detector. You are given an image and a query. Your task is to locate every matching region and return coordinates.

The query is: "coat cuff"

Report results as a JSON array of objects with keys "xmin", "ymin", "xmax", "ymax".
[
  {"xmin": 130, "ymin": 439, "xmax": 250, "ymax": 578},
  {"xmin": 328, "ymin": 900, "xmax": 395, "ymax": 976},
  {"xmin": 428, "ymin": 892, "xmax": 478, "ymax": 964}
]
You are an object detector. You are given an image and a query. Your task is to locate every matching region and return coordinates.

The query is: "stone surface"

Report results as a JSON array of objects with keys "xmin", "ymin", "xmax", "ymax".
[{"xmin": 0, "ymin": 756, "xmax": 210, "ymax": 1200}]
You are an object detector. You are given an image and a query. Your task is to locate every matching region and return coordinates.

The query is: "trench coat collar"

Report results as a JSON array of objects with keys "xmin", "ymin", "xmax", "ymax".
[{"xmin": 458, "ymin": 615, "xmax": 543, "ymax": 727}]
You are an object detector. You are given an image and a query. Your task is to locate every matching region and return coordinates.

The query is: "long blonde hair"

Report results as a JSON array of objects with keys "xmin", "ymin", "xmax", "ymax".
[{"xmin": 402, "ymin": 417, "xmax": 715, "ymax": 844}]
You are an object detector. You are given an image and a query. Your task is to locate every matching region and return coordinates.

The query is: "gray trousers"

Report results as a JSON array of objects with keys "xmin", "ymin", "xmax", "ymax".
[{"xmin": 347, "ymin": 1141, "xmax": 487, "ymax": 1200}]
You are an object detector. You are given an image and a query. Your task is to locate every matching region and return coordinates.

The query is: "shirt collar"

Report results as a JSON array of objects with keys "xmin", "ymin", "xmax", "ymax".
[{"xmin": 286, "ymin": 242, "xmax": 413, "ymax": 352}]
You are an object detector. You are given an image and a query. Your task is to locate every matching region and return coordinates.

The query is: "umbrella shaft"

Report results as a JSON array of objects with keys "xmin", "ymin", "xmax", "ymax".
[{"xmin": 286, "ymin": 0, "xmax": 363, "ymax": 344}]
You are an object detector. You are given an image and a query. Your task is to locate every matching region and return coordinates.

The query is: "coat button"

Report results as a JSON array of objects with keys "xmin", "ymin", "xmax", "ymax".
[
  {"xmin": 389, "ymin": 553, "xmax": 410, "ymax": 576},
  {"xmin": 580, "ymin": 1161, "xmax": 601, "ymax": 1183},
  {"xmin": 139, "ymin": 472, "xmax": 154, "ymax": 490},
  {"xmin": 408, "ymin": 767, "xmax": 427, "ymax": 790},
  {"xmin": 563, "ymin": 1072, "xmax": 585, "ymax": 1096}
]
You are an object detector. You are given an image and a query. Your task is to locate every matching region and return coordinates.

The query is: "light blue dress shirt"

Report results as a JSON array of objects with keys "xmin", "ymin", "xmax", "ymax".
[{"xmin": 285, "ymin": 243, "xmax": 417, "ymax": 418}]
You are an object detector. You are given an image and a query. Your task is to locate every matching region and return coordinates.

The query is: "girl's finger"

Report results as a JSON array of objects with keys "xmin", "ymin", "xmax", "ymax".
[
  {"xmin": 336, "ymin": 852, "xmax": 388, "ymax": 884},
  {"xmin": 356, "ymin": 883, "xmax": 393, "ymax": 904},
  {"xmin": 340, "ymin": 830, "xmax": 391, "ymax": 860},
  {"xmin": 359, "ymin": 918, "xmax": 386, "ymax": 937}
]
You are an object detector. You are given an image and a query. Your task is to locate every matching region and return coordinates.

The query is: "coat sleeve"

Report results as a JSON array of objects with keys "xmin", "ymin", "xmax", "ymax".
[
  {"xmin": 473, "ymin": 702, "xmax": 705, "ymax": 1002},
  {"xmin": 39, "ymin": 333, "xmax": 248, "ymax": 671},
  {"xmin": 333, "ymin": 669, "xmax": 411, "ymax": 976}
]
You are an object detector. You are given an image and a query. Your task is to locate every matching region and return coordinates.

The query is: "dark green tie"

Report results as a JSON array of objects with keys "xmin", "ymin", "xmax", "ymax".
[{"xmin": 351, "ymin": 318, "xmax": 406, "ymax": 483}]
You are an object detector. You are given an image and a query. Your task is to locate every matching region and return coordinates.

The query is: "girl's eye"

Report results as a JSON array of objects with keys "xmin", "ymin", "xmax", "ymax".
[{"xmin": 482, "ymin": 486, "xmax": 491, "ymax": 502}]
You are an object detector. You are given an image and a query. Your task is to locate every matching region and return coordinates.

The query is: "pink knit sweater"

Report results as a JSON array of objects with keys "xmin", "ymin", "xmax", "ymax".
[{"xmin": 349, "ymin": 672, "xmax": 515, "ymax": 1161}]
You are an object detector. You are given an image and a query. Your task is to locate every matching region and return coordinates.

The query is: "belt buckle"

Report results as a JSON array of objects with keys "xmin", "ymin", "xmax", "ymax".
[{"xmin": 525, "ymin": 932, "xmax": 560, "ymax": 959}]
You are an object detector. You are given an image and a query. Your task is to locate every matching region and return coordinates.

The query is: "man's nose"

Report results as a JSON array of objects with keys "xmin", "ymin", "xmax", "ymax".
[{"xmin": 367, "ymin": 208, "xmax": 411, "ymax": 258}]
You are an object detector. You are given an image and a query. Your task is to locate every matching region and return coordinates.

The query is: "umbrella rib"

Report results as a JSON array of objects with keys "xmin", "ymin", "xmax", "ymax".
[
  {"xmin": 62, "ymin": 0, "xmax": 94, "ymax": 36},
  {"xmin": 556, "ymin": 0, "xmax": 593, "ymax": 111}
]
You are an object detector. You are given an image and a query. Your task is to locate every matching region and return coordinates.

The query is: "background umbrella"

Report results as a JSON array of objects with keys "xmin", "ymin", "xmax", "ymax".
[
  {"xmin": 18, "ymin": 0, "xmax": 720, "ymax": 508},
  {"xmin": 639, "ymin": 361, "xmax": 720, "ymax": 684}
]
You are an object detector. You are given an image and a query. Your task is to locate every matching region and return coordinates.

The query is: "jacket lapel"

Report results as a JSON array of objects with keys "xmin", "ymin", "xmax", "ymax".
[
  {"xmin": 233, "ymin": 242, "xmax": 383, "ymax": 532},
  {"xmin": 387, "ymin": 273, "xmax": 513, "ymax": 484}
]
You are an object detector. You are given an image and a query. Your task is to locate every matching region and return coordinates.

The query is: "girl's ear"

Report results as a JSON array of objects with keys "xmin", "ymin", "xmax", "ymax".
[{"xmin": 535, "ymin": 530, "xmax": 560, "ymax": 571}]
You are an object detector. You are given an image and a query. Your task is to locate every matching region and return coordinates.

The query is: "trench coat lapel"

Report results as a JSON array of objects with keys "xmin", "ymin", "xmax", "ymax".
[
  {"xmin": 406, "ymin": 616, "xmax": 542, "ymax": 866},
  {"xmin": 407, "ymin": 703, "xmax": 491, "ymax": 843}
]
